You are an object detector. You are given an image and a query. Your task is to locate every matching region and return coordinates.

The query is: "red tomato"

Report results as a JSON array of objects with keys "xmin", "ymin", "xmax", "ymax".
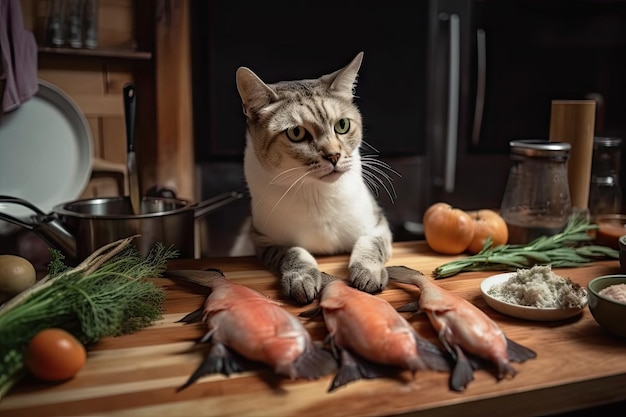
[{"xmin": 25, "ymin": 328, "xmax": 87, "ymax": 381}]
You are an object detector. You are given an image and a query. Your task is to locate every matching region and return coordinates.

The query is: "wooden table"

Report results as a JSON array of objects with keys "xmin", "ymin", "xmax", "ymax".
[{"xmin": 1, "ymin": 241, "xmax": 625, "ymax": 417}]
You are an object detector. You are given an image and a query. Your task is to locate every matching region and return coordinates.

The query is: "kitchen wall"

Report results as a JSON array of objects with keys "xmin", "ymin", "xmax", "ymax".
[{"xmin": 18, "ymin": 0, "xmax": 137, "ymax": 198}]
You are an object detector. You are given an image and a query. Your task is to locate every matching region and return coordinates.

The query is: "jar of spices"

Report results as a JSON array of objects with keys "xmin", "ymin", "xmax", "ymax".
[
  {"xmin": 500, "ymin": 140, "xmax": 572, "ymax": 244},
  {"xmin": 589, "ymin": 136, "xmax": 622, "ymax": 218}
]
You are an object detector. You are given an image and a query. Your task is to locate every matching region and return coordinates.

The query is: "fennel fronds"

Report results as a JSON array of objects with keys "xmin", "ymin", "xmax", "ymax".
[{"xmin": 0, "ymin": 237, "xmax": 178, "ymax": 399}]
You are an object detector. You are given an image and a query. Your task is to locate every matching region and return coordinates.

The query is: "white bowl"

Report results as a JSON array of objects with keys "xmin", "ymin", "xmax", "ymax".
[{"xmin": 480, "ymin": 272, "xmax": 587, "ymax": 321}]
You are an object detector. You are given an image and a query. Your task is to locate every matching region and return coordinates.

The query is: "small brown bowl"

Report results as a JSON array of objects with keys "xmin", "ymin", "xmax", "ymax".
[
  {"xmin": 619, "ymin": 235, "xmax": 626, "ymax": 273},
  {"xmin": 587, "ymin": 275, "xmax": 626, "ymax": 338},
  {"xmin": 594, "ymin": 214, "xmax": 626, "ymax": 250}
]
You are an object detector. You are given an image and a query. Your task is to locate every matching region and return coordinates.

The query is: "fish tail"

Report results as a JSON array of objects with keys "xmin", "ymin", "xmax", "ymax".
[
  {"xmin": 506, "ymin": 337, "xmax": 538, "ymax": 362},
  {"xmin": 495, "ymin": 359, "xmax": 517, "ymax": 380},
  {"xmin": 279, "ymin": 343, "xmax": 337, "ymax": 380},
  {"xmin": 166, "ymin": 269, "xmax": 226, "ymax": 288},
  {"xmin": 386, "ymin": 265, "xmax": 427, "ymax": 286}
]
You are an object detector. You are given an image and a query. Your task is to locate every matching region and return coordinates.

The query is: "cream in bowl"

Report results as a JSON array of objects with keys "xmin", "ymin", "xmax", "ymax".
[
  {"xmin": 480, "ymin": 265, "xmax": 587, "ymax": 321},
  {"xmin": 587, "ymin": 275, "xmax": 626, "ymax": 338}
]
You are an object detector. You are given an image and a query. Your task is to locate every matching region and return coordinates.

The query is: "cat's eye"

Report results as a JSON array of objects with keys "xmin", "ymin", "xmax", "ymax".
[
  {"xmin": 334, "ymin": 118, "xmax": 351, "ymax": 134},
  {"xmin": 286, "ymin": 126, "xmax": 308, "ymax": 142}
]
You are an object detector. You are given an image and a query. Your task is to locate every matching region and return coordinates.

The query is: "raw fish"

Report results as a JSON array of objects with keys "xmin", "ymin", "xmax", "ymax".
[
  {"xmin": 311, "ymin": 274, "xmax": 450, "ymax": 392},
  {"xmin": 386, "ymin": 265, "xmax": 537, "ymax": 391},
  {"xmin": 166, "ymin": 269, "xmax": 337, "ymax": 391}
]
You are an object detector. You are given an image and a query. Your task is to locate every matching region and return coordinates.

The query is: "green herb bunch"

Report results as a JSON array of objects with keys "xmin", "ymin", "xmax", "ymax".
[
  {"xmin": 0, "ymin": 236, "xmax": 178, "ymax": 399},
  {"xmin": 433, "ymin": 214, "xmax": 619, "ymax": 279}
]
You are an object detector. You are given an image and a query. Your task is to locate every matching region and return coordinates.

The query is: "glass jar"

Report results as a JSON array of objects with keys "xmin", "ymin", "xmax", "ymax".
[
  {"xmin": 589, "ymin": 136, "xmax": 622, "ymax": 218},
  {"xmin": 500, "ymin": 140, "xmax": 572, "ymax": 244}
]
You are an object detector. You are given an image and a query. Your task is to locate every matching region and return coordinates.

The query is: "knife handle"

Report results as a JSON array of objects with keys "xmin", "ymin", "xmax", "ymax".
[{"xmin": 123, "ymin": 83, "xmax": 136, "ymax": 152}]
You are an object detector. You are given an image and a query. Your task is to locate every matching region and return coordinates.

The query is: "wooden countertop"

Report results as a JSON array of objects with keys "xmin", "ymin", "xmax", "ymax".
[{"xmin": 1, "ymin": 241, "xmax": 625, "ymax": 417}]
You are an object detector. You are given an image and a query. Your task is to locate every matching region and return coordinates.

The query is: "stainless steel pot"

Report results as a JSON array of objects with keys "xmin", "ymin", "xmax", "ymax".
[{"xmin": 0, "ymin": 191, "xmax": 243, "ymax": 264}]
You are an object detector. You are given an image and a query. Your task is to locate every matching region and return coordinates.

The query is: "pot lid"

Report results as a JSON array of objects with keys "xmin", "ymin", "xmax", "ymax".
[{"xmin": 0, "ymin": 79, "xmax": 93, "ymax": 219}]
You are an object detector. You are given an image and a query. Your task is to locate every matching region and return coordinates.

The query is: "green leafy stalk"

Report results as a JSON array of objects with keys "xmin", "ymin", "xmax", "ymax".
[
  {"xmin": 433, "ymin": 214, "xmax": 619, "ymax": 279},
  {"xmin": 0, "ymin": 237, "xmax": 178, "ymax": 400}
]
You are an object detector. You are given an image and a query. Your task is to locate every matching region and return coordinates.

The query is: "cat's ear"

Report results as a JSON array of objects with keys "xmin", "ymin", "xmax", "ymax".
[
  {"xmin": 323, "ymin": 51, "xmax": 364, "ymax": 101},
  {"xmin": 236, "ymin": 67, "xmax": 279, "ymax": 117}
]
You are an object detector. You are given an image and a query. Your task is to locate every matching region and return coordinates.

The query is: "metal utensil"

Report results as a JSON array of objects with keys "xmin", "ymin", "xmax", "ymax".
[{"xmin": 124, "ymin": 83, "xmax": 141, "ymax": 215}]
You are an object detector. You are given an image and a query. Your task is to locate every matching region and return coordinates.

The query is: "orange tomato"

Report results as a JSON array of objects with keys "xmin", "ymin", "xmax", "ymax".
[
  {"xmin": 465, "ymin": 209, "xmax": 509, "ymax": 254},
  {"xmin": 25, "ymin": 328, "xmax": 87, "ymax": 381},
  {"xmin": 423, "ymin": 202, "xmax": 475, "ymax": 255}
]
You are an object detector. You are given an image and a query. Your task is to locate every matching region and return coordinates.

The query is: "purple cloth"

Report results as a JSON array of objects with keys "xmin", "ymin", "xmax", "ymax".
[{"xmin": 0, "ymin": 0, "xmax": 38, "ymax": 113}]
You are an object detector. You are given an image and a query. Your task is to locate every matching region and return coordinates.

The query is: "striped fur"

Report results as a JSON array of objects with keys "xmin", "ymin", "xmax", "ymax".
[{"xmin": 236, "ymin": 52, "xmax": 397, "ymax": 304}]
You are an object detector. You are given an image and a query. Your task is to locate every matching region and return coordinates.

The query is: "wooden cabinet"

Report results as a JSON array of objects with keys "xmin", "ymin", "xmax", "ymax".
[{"xmin": 18, "ymin": 0, "xmax": 194, "ymax": 201}]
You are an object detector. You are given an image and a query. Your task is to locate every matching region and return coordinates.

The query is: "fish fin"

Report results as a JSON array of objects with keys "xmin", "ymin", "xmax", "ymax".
[
  {"xmin": 288, "ymin": 344, "xmax": 337, "ymax": 379},
  {"xmin": 328, "ymin": 348, "xmax": 398, "ymax": 392},
  {"xmin": 396, "ymin": 301, "xmax": 421, "ymax": 313},
  {"xmin": 448, "ymin": 345, "xmax": 475, "ymax": 392},
  {"xmin": 412, "ymin": 333, "xmax": 451, "ymax": 372},
  {"xmin": 177, "ymin": 307, "xmax": 205, "ymax": 323},
  {"xmin": 299, "ymin": 305, "xmax": 323, "ymax": 319},
  {"xmin": 177, "ymin": 343, "xmax": 248, "ymax": 392},
  {"xmin": 506, "ymin": 337, "xmax": 537, "ymax": 362}
]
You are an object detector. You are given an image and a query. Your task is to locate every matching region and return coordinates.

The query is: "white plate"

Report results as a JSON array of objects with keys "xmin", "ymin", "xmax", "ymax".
[
  {"xmin": 480, "ymin": 272, "xmax": 587, "ymax": 321},
  {"xmin": 0, "ymin": 80, "xmax": 93, "ymax": 219}
]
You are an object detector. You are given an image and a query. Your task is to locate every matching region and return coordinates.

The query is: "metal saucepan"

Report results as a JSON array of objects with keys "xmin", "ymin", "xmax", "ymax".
[{"xmin": 0, "ymin": 191, "xmax": 243, "ymax": 264}]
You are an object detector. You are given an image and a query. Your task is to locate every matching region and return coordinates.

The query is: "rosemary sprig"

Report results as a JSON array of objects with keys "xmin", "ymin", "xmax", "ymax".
[
  {"xmin": 0, "ymin": 237, "xmax": 178, "ymax": 399},
  {"xmin": 433, "ymin": 214, "xmax": 619, "ymax": 279}
]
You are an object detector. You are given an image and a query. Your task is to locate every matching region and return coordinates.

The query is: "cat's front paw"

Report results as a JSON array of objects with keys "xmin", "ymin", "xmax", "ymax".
[
  {"xmin": 349, "ymin": 262, "xmax": 388, "ymax": 294},
  {"xmin": 282, "ymin": 267, "xmax": 322, "ymax": 305}
]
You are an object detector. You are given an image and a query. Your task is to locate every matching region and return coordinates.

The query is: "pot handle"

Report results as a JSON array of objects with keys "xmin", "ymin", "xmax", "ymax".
[
  {"xmin": 0, "ymin": 195, "xmax": 77, "ymax": 261},
  {"xmin": 0, "ymin": 195, "xmax": 47, "ymax": 219},
  {"xmin": 193, "ymin": 191, "xmax": 244, "ymax": 220}
]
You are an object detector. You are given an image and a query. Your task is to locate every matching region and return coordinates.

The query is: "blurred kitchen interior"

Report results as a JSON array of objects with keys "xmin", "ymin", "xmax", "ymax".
[{"xmin": 192, "ymin": 0, "xmax": 626, "ymax": 256}]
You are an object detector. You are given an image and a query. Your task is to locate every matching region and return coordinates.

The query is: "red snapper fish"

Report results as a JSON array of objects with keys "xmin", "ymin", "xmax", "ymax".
[
  {"xmin": 307, "ymin": 274, "xmax": 450, "ymax": 392},
  {"xmin": 166, "ymin": 269, "xmax": 337, "ymax": 391},
  {"xmin": 386, "ymin": 266, "xmax": 537, "ymax": 391}
]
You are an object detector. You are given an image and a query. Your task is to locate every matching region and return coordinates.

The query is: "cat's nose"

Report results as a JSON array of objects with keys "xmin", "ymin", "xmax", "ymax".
[{"xmin": 323, "ymin": 153, "xmax": 341, "ymax": 166}]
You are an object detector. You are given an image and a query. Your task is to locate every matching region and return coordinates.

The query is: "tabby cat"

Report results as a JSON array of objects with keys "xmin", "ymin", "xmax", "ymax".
[{"xmin": 235, "ymin": 52, "xmax": 396, "ymax": 304}]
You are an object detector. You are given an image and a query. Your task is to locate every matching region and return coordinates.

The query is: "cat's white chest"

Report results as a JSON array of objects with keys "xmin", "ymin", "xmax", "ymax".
[{"xmin": 248, "ymin": 173, "xmax": 376, "ymax": 254}]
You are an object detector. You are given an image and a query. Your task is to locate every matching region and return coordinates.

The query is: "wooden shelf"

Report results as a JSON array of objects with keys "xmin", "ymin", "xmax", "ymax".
[{"xmin": 38, "ymin": 46, "xmax": 152, "ymax": 61}]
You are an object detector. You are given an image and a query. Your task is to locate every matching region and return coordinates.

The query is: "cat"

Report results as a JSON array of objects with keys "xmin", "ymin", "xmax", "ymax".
[{"xmin": 235, "ymin": 52, "xmax": 397, "ymax": 305}]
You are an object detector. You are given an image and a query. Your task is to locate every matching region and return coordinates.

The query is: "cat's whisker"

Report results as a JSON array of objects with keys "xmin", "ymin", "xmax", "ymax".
[
  {"xmin": 264, "ymin": 170, "xmax": 312, "ymax": 226},
  {"xmin": 362, "ymin": 170, "xmax": 382, "ymax": 196},
  {"xmin": 362, "ymin": 169, "xmax": 397, "ymax": 203},
  {"xmin": 364, "ymin": 162, "xmax": 399, "ymax": 187},
  {"xmin": 253, "ymin": 166, "xmax": 308, "ymax": 212},
  {"xmin": 361, "ymin": 140, "xmax": 381, "ymax": 154},
  {"xmin": 361, "ymin": 157, "xmax": 399, "ymax": 203},
  {"xmin": 270, "ymin": 166, "xmax": 308, "ymax": 185},
  {"xmin": 361, "ymin": 156, "xmax": 402, "ymax": 179}
]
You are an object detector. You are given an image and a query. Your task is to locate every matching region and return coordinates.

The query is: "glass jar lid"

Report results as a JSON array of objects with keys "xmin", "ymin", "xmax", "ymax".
[
  {"xmin": 509, "ymin": 139, "xmax": 571, "ymax": 159},
  {"xmin": 593, "ymin": 136, "xmax": 622, "ymax": 149}
]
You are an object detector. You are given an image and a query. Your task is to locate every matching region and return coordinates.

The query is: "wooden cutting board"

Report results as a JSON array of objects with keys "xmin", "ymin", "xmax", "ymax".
[{"xmin": 1, "ymin": 241, "xmax": 625, "ymax": 417}]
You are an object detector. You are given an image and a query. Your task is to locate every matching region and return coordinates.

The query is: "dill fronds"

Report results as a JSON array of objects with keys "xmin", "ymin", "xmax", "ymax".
[{"xmin": 0, "ymin": 237, "xmax": 178, "ymax": 399}]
